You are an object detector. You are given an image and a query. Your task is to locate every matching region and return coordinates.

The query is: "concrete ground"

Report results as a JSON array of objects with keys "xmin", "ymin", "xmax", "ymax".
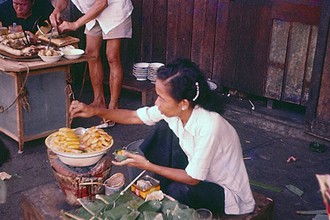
[{"xmin": 0, "ymin": 82, "xmax": 329, "ymax": 220}]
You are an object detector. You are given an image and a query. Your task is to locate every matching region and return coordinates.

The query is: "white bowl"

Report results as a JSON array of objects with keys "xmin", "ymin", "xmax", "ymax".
[
  {"xmin": 63, "ymin": 48, "xmax": 84, "ymax": 60},
  {"xmin": 148, "ymin": 62, "xmax": 164, "ymax": 69},
  {"xmin": 38, "ymin": 51, "xmax": 63, "ymax": 63},
  {"xmin": 134, "ymin": 62, "xmax": 150, "ymax": 68},
  {"xmin": 45, "ymin": 129, "xmax": 114, "ymax": 167},
  {"xmin": 207, "ymin": 80, "xmax": 218, "ymax": 91},
  {"xmin": 50, "ymin": 147, "xmax": 112, "ymax": 167}
]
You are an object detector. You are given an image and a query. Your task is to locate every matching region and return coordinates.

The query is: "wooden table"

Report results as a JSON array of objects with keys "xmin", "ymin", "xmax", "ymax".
[
  {"xmin": 122, "ymin": 75, "xmax": 156, "ymax": 106},
  {"xmin": 21, "ymin": 182, "xmax": 73, "ymax": 220},
  {"xmin": 0, "ymin": 56, "xmax": 89, "ymax": 153}
]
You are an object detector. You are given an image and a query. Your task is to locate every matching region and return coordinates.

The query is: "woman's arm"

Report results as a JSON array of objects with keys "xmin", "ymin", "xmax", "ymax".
[
  {"xmin": 69, "ymin": 100, "xmax": 144, "ymax": 125},
  {"xmin": 112, "ymin": 152, "xmax": 201, "ymax": 185}
]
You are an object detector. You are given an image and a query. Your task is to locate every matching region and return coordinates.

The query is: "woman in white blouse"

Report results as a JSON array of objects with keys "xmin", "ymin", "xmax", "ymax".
[
  {"xmin": 69, "ymin": 58, "xmax": 255, "ymax": 215},
  {"xmin": 50, "ymin": 0, "xmax": 133, "ymax": 126}
]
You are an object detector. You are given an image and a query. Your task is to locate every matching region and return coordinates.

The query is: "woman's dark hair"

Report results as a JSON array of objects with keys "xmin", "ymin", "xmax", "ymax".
[{"xmin": 157, "ymin": 58, "xmax": 225, "ymax": 114}]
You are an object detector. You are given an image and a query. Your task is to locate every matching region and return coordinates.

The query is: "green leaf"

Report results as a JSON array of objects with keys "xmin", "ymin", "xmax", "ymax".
[
  {"xmin": 285, "ymin": 184, "xmax": 304, "ymax": 197},
  {"xmin": 249, "ymin": 179, "xmax": 282, "ymax": 192}
]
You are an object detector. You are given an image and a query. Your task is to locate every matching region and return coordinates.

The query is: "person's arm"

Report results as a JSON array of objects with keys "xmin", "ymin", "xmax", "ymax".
[
  {"xmin": 74, "ymin": 0, "xmax": 107, "ymax": 28},
  {"xmin": 112, "ymin": 152, "xmax": 201, "ymax": 185},
  {"xmin": 69, "ymin": 100, "xmax": 144, "ymax": 125},
  {"xmin": 49, "ymin": 0, "xmax": 69, "ymax": 27},
  {"xmin": 56, "ymin": 0, "xmax": 108, "ymax": 32}
]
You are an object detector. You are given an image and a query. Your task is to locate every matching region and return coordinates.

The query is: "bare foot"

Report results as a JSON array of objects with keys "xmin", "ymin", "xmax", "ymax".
[
  {"xmin": 108, "ymin": 101, "xmax": 119, "ymax": 110},
  {"xmin": 90, "ymin": 101, "xmax": 106, "ymax": 109}
]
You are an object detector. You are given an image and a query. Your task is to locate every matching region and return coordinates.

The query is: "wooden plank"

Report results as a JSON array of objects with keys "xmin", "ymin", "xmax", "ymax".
[
  {"xmin": 272, "ymin": 1, "xmax": 321, "ymax": 25},
  {"xmin": 219, "ymin": 1, "xmax": 242, "ymax": 87},
  {"xmin": 316, "ymin": 26, "xmax": 330, "ymax": 120},
  {"xmin": 191, "ymin": 0, "xmax": 217, "ymax": 78},
  {"xmin": 301, "ymin": 26, "xmax": 318, "ymax": 105},
  {"xmin": 0, "ymin": 55, "xmax": 90, "ymax": 72},
  {"xmin": 264, "ymin": 19, "xmax": 290, "ymax": 100},
  {"xmin": 305, "ymin": 0, "xmax": 330, "ymax": 124},
  {"xmin": 152, "ymin": 0, "xmax": 167, "ymax": 63},
  {"xmin": 213, "ymin": 0, "xmax": 230, "ymax": 83},
  {"xmin": 166, "ymin": 0, "xmax": 179, "ymax": 61},
  {"xmin": 130, "ymin": 0, "xmax": 143, "ymax": 63},
  {"xmin": 191, "ymin": 0, "xmax": 208, "ymax": 69},
  {"xmin": 283, "ymin": 22, "xmax": 310, "ymax": 104},
  {"xmin": 253, "ymin": 2, "xmax": 273, "ymax": 96},
  {"xmin": 265, "ymin": 67, "xmax": 285, "ymax": 100},
  {"xmin": 235, "ymin": 3, "xmax": 263, "ymax": 94},
  {"xmin": 141, "ymin": 0, "xmax": 154, "ymax": 61},
  {"xmin": 166, "ymin": 0, "xmax": 193, "ymax": 61}
]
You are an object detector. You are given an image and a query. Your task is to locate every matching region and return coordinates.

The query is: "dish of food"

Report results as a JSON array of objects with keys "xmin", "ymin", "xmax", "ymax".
[
  {"xmin": 45, "ymin": 127, "xmax": 114, "ymax": 167},
  {"xmin": 38, "ymin": 48, "xmax": 63, "ymax": 63},
  {"xmin": 0, "ymin": 32, "xmax": 46, "ymax": 58}
]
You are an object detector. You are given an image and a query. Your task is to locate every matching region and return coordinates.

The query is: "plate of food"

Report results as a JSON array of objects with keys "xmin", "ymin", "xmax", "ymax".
[
  {"xmin": 45, "ymin": 127, "xmax": 114, "ymax": 167},
  {"xmin": 0, "ymin": 31, "xmax": 46, "ymax": 60}
]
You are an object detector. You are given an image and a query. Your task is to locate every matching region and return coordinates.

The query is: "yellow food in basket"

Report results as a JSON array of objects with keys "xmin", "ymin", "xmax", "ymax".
[{"xmin": 50, "ymin": 127, "xmax": 113, "ymax": 153}]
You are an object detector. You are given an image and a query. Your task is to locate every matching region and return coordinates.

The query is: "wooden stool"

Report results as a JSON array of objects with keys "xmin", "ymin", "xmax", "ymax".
[
  {"xmin": 21, "ymin": 183, "xmax": 72, "ymax": 220},
  {"xmin": 122, "ymin": 76, "xmax": 156, "ymax": 106},
  {"xmin": 218, "ymin": 192, "xmax": 274, "ymax": 220}
]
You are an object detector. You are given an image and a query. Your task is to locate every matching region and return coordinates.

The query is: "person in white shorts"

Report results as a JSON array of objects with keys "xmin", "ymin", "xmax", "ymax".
[{"xmin": 50, "ymin": 0, "xmax": 133, "ymax": 126}]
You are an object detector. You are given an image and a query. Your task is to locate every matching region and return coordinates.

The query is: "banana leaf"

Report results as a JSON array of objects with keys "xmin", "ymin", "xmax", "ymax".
[
  {"xmin": 96, "ymin": 192, "xmax": 144, "ymax": 209},
  {"xmin": 171, "ymin": 204, "xmax": 194, "ymax": 220},
  {"xmin": 61, "ymin": 207, "xmax": 94, "ymax": 220},
  {"xmin": 77, "ymin": 198, "xmax": 107, "ymax": 216},
  {"xmin": 141, "ymin": 211, "xmax": 164, "ymax": 220},
  {"xmin": 160, "ymin": 200, "xmax": 179, "ymax": 214},
  {"xmin": 137, "ymin": 200, "xmax": 162, "ymax": 212},
  {"xmin": 103, "ymin": 201, "xmax": 132, "ymax": 220},
  {"xmin": 119, "ymin": 210, "xmax": 140, "ymax": 220}
]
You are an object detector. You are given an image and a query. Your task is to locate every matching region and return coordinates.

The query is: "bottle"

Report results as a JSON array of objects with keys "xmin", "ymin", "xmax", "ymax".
[{"xmin": 9, "ymin": 22, "xmax": 22, "ymax": 33}]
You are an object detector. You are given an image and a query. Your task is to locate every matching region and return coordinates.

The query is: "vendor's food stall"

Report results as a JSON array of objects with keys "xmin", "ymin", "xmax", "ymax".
[{"xmin": 0, "ymin": 30, "xmax": 88, "ymax": 153}]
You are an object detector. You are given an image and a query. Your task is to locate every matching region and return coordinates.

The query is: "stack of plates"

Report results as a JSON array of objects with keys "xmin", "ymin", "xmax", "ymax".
[
  {"xmin": 147, "ymin": 62, "xmax": 164, "ymax": 83},
  {"xmin": 133, "ymin": 62, "xmax": 149, "ymax": 81}
]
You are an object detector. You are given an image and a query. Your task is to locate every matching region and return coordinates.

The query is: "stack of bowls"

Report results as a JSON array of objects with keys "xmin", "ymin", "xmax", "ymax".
[
  {"xmin": 133, "ymin": 62, "xmax": 149, "ymax": 81},
  {"xmin": 147, "ymin": 62, "xmax": 164, "ymax": 83}
]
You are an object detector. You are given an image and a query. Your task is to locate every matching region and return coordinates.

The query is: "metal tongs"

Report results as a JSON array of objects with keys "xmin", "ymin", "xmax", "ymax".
[
  {"xmin": 21, "ymin": 27, "xmax": 30, "ymax": 46},
  {"xmin": 47, "ymin": 27, "xmax": 55, "ymax": 50}
]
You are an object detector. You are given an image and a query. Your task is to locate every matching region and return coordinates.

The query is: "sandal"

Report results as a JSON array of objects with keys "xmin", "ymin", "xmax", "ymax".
[{"xmin": 96, "ymin": 120, "xmax": 116, "ymax": 129}]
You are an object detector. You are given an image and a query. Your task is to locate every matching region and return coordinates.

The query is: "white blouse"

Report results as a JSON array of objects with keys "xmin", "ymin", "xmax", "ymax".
[
  {"xmin": 71, "ymin": 0, "xmax": 133, "ymax": 34},
  {"xmin": 137, "ymin": 105, "xmax": 256, "ymax": 215}
]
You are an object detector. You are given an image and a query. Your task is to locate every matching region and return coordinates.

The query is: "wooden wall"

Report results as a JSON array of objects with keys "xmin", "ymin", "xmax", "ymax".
[{"xmin": 129, "ymin": 0, "xmax": 229, "ymax": 81}]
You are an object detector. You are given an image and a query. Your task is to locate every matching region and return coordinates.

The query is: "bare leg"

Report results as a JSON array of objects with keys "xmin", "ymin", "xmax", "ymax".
[
  {"xmin": 85, "ymin": 34, "xmax": 106, "ymax": 108},
  {"xmin": 106, "ymin": 38, "xmax": 122, "ymax": 110}
]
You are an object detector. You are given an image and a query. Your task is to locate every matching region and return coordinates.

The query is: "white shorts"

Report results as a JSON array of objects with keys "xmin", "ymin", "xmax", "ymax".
[{"xmin": 84, "ymin": 16, "xmax": 132, "ymax": 40}]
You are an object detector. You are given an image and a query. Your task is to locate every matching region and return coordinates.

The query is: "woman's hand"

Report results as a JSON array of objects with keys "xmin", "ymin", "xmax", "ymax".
[
  {"xmin": 112, "ymin": 151, "xmax": 150, "ymax": 170},
  {"xmin": 69, "ymin": 100, "xmax": 96, "ymax": 119}
]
